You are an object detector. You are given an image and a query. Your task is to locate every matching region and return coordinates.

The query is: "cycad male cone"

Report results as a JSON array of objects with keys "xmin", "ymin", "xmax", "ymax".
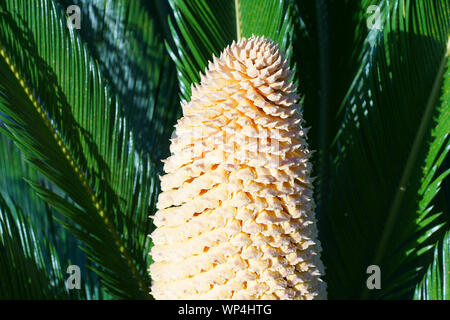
[{"xmin": 150, "ymin": 36, "xmax": 326, "ymax": 300}]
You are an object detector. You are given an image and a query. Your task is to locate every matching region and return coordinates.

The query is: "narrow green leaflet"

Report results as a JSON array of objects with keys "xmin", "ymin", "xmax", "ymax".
[{"xmin": 414, "ymin": 231, "xmax": 450, "ymax": 300}]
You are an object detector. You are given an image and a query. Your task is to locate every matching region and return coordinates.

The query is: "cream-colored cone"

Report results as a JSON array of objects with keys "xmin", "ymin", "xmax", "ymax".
[{"xmin": 150, "ymin": 36, "xmax": 326, "ymax": 300}]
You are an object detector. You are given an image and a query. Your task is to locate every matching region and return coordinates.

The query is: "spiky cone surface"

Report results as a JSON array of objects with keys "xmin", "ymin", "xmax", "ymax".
[{"xmin": 149, "ymin": 36, "xmax": 326, "ymax": 300}]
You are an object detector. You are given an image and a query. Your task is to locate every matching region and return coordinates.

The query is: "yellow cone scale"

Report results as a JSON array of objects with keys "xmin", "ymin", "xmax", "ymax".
[{"xmin": 150, "ymin": 36, "xmax": 326, "ymax": 300}]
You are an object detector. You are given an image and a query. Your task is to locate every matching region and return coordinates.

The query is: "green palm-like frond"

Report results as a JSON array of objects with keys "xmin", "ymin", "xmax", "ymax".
[
  {"xmin": 57, "ymin": 0, "xmax": 181, "ymax": 162},
  {"xmin": 0, "ymin": 133, "xmax": 101, "ymax": 298},
  {"xmin": 414, "ymin": 231, "xmax": 450, "ymax": 300},
  {"xmin": 292, "ymin": 0, "xmax": 375, "ymax": 210},
  {"xmin": 319, "ymin": 0, "xmax": 450, "ymax": 299},
  {"xmin": 167, "ymin": 0, "xmax": 293, "ymax": 100},
  {"xmin": 0, "ymin": 134, "xmax": 50, "ymax": 228},
  {"xmin": 0, "ymin": 0, "xmax": 156, "ymax": 298}
]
